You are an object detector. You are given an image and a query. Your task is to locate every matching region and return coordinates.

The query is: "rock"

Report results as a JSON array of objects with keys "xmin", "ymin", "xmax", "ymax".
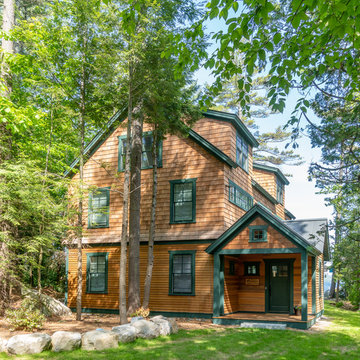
[
  {"xmin": 81, "ymin": 330, "xmax": 118, "ymax": 351},
  {"xmin": 150, "ymin": 316, "xmax": 178, "ymax": 335},
  {"xmin": 130, "ymin": 316, "xmax": 144, "ymax": 323},
  {"xmin": 131, "ymin": 319, "xmax": 160, "ymax": 339},
  {"xmin": 51, "ymin": 331, "xmax": 81, "ymax": 352},
  {"xmin": 0, "ymin": 337, "xmax": 7, "ymax": 353},
  {"xmin": 6, "ymin": 333, "xmax": 52, "ymax": 355},
  {"xmin": 112, "ymin": 324, "xmax": 138, "ymax": 343},
  {"xmin": 21, "ymin": 287, "xmax": 72, "ymax": 317}
]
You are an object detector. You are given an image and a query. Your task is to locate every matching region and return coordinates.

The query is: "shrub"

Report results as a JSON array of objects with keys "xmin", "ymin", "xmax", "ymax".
[
  {"xmin": 130, "ymin": 307, "xmax": 150, "ymax": 318},
  {"xmin": 335, "ymin": 301, "xmax": 344, "ymax": 308},
  {"xmin": 5, "ymin": 297, "xmax": 46, "ymax": 331}
]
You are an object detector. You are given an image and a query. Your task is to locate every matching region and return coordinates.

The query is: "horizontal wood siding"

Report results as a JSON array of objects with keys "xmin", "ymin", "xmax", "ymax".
[
  {"xmin": 67, "ymin": 243, "xmax": 214, "ymax": 314},
  {"xmin": 223, "ymin": 217, "xmax": 297, "ymax": 250},
  {"xmin": 308, "ymin": 255, "xmax": 313, "ymax": 315},
  {"xmin": 72, "ymin": 121, "xmax": 226, "ymax": 244},
  {"xmin": 224, "ymin": 253, "xmax": 301, "ymax": 313},
  {"xmin": 315, "ymin": 254, "xmax": 324, "ymax": 313}
]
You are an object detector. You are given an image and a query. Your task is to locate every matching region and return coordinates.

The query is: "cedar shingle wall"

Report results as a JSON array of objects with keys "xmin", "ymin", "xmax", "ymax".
[{"xmin": 72, "ymin": 122, "xmax": 226, "ymax": 244}]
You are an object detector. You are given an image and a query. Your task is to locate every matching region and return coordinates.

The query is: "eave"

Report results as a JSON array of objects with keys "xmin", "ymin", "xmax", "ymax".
[{"xmin": 285, "ymin": 208, "xmax": 296, "ymax": 220}]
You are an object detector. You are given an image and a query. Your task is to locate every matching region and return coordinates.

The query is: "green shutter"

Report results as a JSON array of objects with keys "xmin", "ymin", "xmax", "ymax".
[{"xmin": 86, "ymin": 252, "xmax": 108, "ymax": 294}]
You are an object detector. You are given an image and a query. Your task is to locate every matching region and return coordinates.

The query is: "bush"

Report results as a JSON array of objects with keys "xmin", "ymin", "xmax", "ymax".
[
  {"xmin": 130, "ymin": 307, "xmax": 150, "ymax": 318},
  {"xmin": 5, "ymin": 297, "xmax": 46, "ymax": 331},
  {"xmin": 335, "ymin": 301, "xmax": 344, "ymax": 308}
]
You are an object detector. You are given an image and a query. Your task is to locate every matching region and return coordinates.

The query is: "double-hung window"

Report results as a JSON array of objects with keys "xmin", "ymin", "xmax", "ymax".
[
  {"xmin": 236, "ymin": 133, "xmax": 249, "ymax": 172},
  {"xmin": 170, "ymin": 179, "xmax": 196, "ymax": 223},
  {"xmin": 118, "ymin": 132, "xmax": 162, "ymax": 171},
  {"xmin": 88, "ymin": 188, "xmax": 110, "ymax": 228},
  {"xmin": 86, "ymin": 253, "xmax": 108, "ymax": 294},
  {"xmin": 229, "ymin": 180, "xmax": 253, "ymax": 211},
  {"xmin": 276, "ymin": 178, "xmax": 284, "ymax": 204},
  {"xmin": 169, "ymin": 251, "xmax": 195, "ymax": 295}
]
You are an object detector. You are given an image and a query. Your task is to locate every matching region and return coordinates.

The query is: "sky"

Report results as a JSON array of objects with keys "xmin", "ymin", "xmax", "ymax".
[{"xmin": 194, "ymin": 13, "xmax": 334, "ymax": 224}]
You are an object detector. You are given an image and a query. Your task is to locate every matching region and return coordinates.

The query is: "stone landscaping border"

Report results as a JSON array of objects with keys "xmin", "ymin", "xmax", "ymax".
[{"xmin": 0, "ymin": 315, "xmax": 178, "ymax": 355}]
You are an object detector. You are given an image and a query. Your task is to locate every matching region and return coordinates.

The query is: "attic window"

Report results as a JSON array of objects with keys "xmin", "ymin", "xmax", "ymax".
[
  {"xmin": 249, "ymin": 226, "xmax": 268, "ymax": 242},
  {"xmin": 236, "ymin": 133, "xmax": 249, "ymax": 172}
]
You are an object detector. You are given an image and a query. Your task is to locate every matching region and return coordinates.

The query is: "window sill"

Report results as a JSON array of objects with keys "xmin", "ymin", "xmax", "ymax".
[
  {"xmin": 168, "ymin": 293, "xmax": 195, "ymax": 296},
  {"xmin": 118, "ymin": 164, "xmax": 163, "ymax": 172},
  {"xmin": 87, "ymin": 226, "xmax": 110, "ymax": 229},
  {"xmin": 249, "ymin": 240, "xmax": 268, "ymax": 243},
  {"xmin": 86, "ymin": 291, "xmax": 108, "ymax": 295},
  {"xmin": 169, "ymin": 220, "xmax": 196, "ymax": 224}
]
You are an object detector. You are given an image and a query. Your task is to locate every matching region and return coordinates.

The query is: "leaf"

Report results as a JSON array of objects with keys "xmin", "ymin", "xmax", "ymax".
[
  {"xmin": 273, "ymin": 33, "xmax": 281, "ymax": 45},
  {"xmin": 265, "ymin": 41, "xmax": 274, "ymax": 51}
]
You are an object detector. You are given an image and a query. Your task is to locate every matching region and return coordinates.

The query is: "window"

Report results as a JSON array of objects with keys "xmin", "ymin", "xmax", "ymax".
[
  {"xmin": 88, "ymin": 188, "xmax": 110, "ymax": 228},
  {"xmin": 169, "ymin": 251, "xmax": 195, "ymax": 295},
  {"xmin": 229, "ymin": 180, "xmax": 253, "ymax": 211},
  {"xmin": 244, "ymin": 262, "xmax": 260, "ymax": 276},
  {"xmin": 170, "ymin": 179, "xmax": 196, "ymax": 223},
  {"xmin": 249, "ymin": 225, "xmax": 268, "ymax": 242},
  {"xmin": 118, "ymin": 132, "xmax": 162, "ymax": 171},
  {"xmin": 276, "ymin": 178, "xmax": 284, "ymax": 204},
  {"xmin": 319, "ymin": 260, "xmax": 322, "ymax": 297},
  {"xmin": 86, "ymin": 253, "xmax": 108, "ymax": 293},
  {"xmin": 229, "ymin": 260, "xmax": 236, "ymax": 275},
  {"xmin": 236, "ymin": 133, "xmax": 249, "ymax": 172}
]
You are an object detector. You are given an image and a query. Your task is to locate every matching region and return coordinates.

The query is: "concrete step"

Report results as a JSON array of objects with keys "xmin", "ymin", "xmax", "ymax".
[{"xmin": 240, "ymin": 322, "xmax": 287, "ymax": 330}]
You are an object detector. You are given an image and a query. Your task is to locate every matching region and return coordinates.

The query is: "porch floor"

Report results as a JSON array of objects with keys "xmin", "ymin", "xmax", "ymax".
[{"xmin": 212, "ymin": 312, "xmax": 317, "ymax": 329}]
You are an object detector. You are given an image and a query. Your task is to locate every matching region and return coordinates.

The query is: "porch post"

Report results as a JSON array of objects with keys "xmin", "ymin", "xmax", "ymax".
[
  {"xmin": 213, "ymin": 253, "xmax": 220, "ymax": 317},
  {"xmin": 311, "ymin": 256, "xmax": 316, "ymax": 315},
  {"xmin": 301, "ymin": 250, "xmax": 308, "ymax": 321}
]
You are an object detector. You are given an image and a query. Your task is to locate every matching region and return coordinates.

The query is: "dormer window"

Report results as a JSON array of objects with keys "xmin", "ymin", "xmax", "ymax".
[
  {"xmin": 276, "ymin": 178, "xmax": 284, "ymax": 204},
  {"xmin": 236, "ymin": 133, "xmax": 249, "ymax": 172}
]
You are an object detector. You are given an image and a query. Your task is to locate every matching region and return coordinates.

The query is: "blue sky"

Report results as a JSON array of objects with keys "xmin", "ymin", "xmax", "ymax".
[{"xmin": 195, "ymin": 12, "xmax": 334, "ymax": 223}]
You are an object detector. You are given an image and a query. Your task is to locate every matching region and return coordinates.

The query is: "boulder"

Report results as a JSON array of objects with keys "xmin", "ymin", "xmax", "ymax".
[
  {"xmin": 51, "ymin": 331, "xmax": 81, "ymax": 352},
  {"xmin": 150, "ymin": 316, "xmax": 178, "ymax": 335},
  {"xmin": 6, "ymin": 333, "xmax": 52, "ymax": 355},
  {"xmin": 22, "ymin": 287, "xmax": 72, "ymax": 317},
  {"xmin": 81, "ymin": 330, "xmax": 118, "ymax": 351},
  {"xmin": 111, "ymin": 324, "xmax": 138, "ymax": 343},
  {"xmin": 131, "ymin": 319, "xmax": 160, "ymax": 339},
  {"xmin": 0, "ymin": 338, "xmax": 7, "ymax": 353},
  {"xmin": 130, "ymin": 316, "xmax": 144, "ymax": 323}
]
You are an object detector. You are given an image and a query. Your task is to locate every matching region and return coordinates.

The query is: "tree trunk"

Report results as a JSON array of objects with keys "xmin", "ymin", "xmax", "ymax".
[
  {"xmin": 76, "ymin": 45, "xmax": 87, "ymax": 321},
  {"xmin": 37, "ymin": 247, "xmax": 43, "ymax": 294},
  {"xmin": 128, "ymin": 105, "xmax": 143, "ymax": 314},
  {"xmin": 143, "ymin": 131, "xmax": 158, "ymax": 309},
  {"xmin": 119, "ymin": 62, "xmax": 133, "ymax": 324},
  {"xmin": 336, "ymin": 279, "xmax": 340, "ymax": 303}
]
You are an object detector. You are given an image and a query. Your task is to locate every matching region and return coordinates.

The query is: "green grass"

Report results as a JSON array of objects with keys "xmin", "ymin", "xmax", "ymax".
[{"xmin": 1, "ymin": 302, "xmax": 359, "ymax": 359}]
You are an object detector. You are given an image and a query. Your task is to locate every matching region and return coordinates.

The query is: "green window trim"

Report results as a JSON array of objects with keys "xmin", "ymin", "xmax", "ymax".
[
  {"xmin": 86, "ymin": 252, "xmax": 108, "ymax": 294},
  {"xmin": 88, "ymin": 187, "xmax": 110, "ymax": 229},
  {"xmin": 229, "ymin": 260, "xmax": 235, "ymax": 275},
  {"xmin": 118, "ymin": 131, "xmax": 163, "ymax": 172},
  {"xmin": 236, "ymin": 132, "xmax": 249, "ymax": 172},
  {"xmin": 319, "ymin": 259, "xmax": 322, "ymax": 298},
  {"xmin": 228, "ymin": 180, "xmax": 253, "ymax": 211},
  {"xmin": 249, "ymin": 225, "xmax": 268, "ymax": 243},
  {"xmin": 276, "ymin": 178, "xmax": 284, "ymax": 204},
  {"xmin": 244, "ymin": 262, "xmax": 260, "ymax": 276},
  {"xmin": 168, "ymin": 250, "xmax": 196, "ymax": 296},
  {"xmin": 170, "ymin": 178, "xmax": 196, "ymax": 224}
]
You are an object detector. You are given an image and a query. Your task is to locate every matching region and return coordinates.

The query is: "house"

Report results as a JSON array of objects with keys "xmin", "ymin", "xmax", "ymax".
[{"xmin": 65, "ymin": 109, "xmax": 330, "ymax": 329}]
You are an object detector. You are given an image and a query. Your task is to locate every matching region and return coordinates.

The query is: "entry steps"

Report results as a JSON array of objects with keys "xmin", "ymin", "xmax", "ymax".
[{"xmin": 240, "ymin": 322, "xmax": 287, "ymax": 330}]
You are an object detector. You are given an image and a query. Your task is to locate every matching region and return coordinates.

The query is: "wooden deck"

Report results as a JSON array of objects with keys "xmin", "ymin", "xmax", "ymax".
[{"xmin": 212, "ymin": 312, "xmax": 317, "ymax": 329}]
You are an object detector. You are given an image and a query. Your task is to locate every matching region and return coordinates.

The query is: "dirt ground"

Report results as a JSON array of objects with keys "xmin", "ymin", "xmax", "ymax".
[
  {"xmin": 0, "ymin": 313, "xmax": 332, "ymax": 340},
  {"xmin": 0, "ymin": 314, "xmax": 225, "ymax": 340}
]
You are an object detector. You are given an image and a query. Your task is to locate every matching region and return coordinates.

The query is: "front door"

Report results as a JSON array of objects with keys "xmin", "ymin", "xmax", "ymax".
[{"xmin": 268, "ymin": 260, "xmax": 291, "ymax": 313}]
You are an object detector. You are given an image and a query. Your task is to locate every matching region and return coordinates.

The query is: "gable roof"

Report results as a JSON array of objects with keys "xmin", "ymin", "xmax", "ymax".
[
  {"xmin": 64, "ymin": 109, "xmax": 241, "ymax": 177},
  {"xmin": 284, "ymin": 219, "xmax": 330, "ymax": 260},
  {"xmin": 205, "ymin": 109, "xmax": 259, "ymax": 147},
  {"xmin": 253, "ymin": 162, "xmax": 290, "ymax": 185},
  {"xmin": 206, "ymin": 204, "xmax": 321, "ymax": 256}
]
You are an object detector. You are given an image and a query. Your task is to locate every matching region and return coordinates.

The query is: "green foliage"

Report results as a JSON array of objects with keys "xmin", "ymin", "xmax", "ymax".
[
  {"xmin": 335, "ymin": 301, "xmax": 344, "ymax": 308},
  {"xmin": 5, "ymin": 298, "xmax": 46, "ymax": 331}
]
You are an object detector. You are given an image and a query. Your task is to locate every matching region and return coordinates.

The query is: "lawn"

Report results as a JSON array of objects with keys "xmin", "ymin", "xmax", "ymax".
[{"xmin": 1, "ymin": 302, "xmax": 359, "ymax": 359}]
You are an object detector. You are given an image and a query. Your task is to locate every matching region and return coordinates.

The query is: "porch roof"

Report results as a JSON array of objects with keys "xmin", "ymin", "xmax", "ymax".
[{"xmin": 206, "ymin": 204, "xmax": 322, "ymax": 256}]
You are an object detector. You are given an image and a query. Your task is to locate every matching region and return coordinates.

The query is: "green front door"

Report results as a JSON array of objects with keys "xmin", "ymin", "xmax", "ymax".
[{"xmin": 268, "ymin": 261, "xmax": 291, "ymax": 313}]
